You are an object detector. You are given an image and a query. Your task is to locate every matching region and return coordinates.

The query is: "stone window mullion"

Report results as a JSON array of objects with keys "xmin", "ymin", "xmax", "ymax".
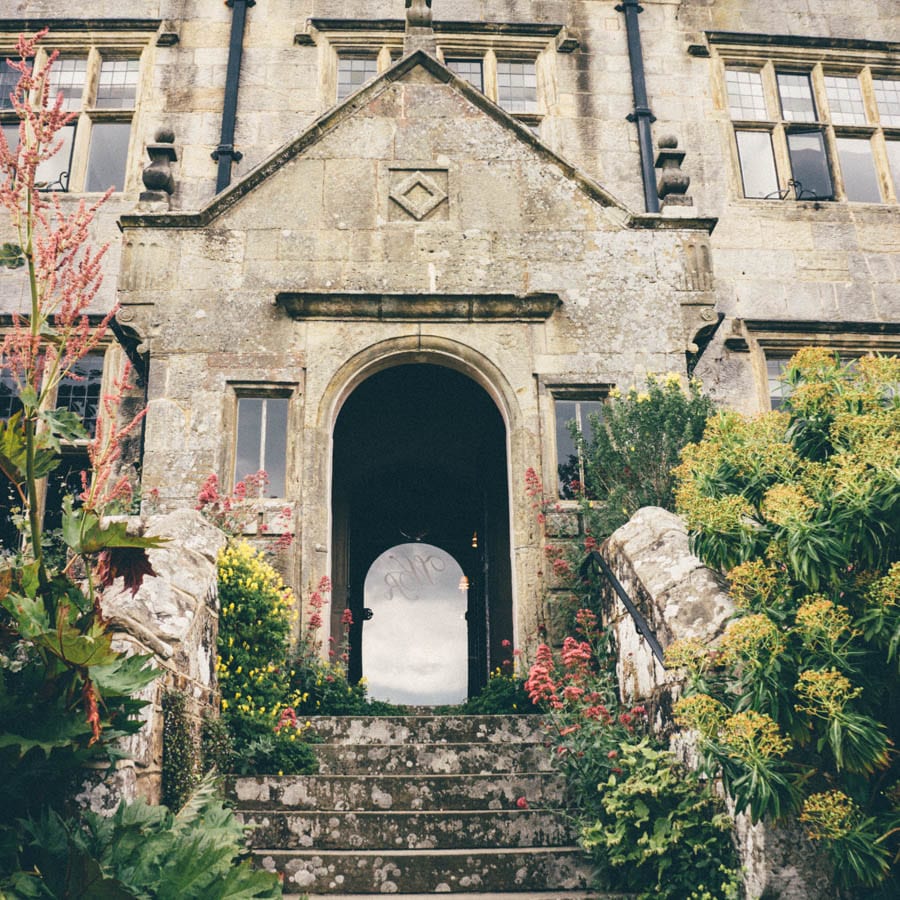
[{"xmin": 483, "ymin": 49, "xmax": 498, "ymax": 104}]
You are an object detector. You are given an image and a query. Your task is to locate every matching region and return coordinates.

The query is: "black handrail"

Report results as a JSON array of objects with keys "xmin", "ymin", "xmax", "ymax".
[{"xmin": 579, "ymin": 549, "xmax": 666, "ymax": 667}]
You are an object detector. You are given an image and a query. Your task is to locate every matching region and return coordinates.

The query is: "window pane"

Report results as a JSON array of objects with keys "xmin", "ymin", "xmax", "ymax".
[
  {"xmin": 497, "ymin": 60, "xmax": 538, "ymax": 114},
  {"xmin": 735, "ymin": 130, "xmax": 779, "ymax": 198},
  {"xmin": 1, "ymin": 468, "xmax": 19, "ymax": 556},
  {"xmin": 85, "ymin": 121, "xmax": 131, "ymax": 192},
  {"xmin": 0, "ymin": 370, "xmax": 22, "ymax": 420},
  {"xmin": 95, "ymin": 59, "xmax": 140, "ymax": 109},
  {"xmin": 48, "ymin": 57, "xmax": 87, "ymax": 111},
  {"xmin": 786, "ymin": 131, "xmax": 833, "ymax": 200},
  {"xmin": 57, "ymin": 354, "xmax": 104, "ymax": 435},
  {"xmin": 235, "ymin": 398, "xmax": 264, "ymax": 484},
  {"xmin": 577, "ymin": 401, "xmax": 605, "ymax": 446},
  {"xmin": 235, "ymin": 397, "xmax": 288, "ymax": 497},
  {"xmin": 0, "ymin": 58, "xmax": 19, "ymax": 110},
  {"xmin": 835, "ymin": 136, "xmax": 881, "ymax": 202},
  {"xmin": 766, "ymin": 357, "xmax": 791, "ymax": 409},
  {"xmin": 262, "ymin": 397, "xmax": 288, "ymax": 497},
  {"xmin": 555, "ymin": 399, "xmax": 579, "ymax": 497},
  {"xmin": 35, "ymin": 123, "xmax": 75, "ymax": 191},
  {"xmin": 446, "ymin": 59, "xmax": 484, "ymax": 92},
  {"xmin": 886, "ymin": 140, "xmax": 900, "ymax": 196},
  {"xmin": 823, "ymin": 75, "xmax": 867, "ymax": 125},
  {"xmin": 44, "ymin": 453, "xmax": 88, "ymax": 534},
  {"xmin": 873, "ymin": 77, "xmax": 900, "ymax": 127},
  {"xmin": 1, "ymin": 123, "xmax": 18, "ymax": 156},
  {"xmin": 725, "ymin": 69, "xmax": 767, "ymax": 120},
  {"xmin": 777, "ymin": 72, "xmax": 816, "ymax": 122},
  {"xmin": 337, "ymin": 56, "xmax": 378, "ymax": 101}
]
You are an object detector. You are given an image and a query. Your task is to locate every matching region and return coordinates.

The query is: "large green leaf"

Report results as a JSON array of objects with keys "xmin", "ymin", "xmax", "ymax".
[
  {"xmin": 91, "ymin": 654, "xmax": 158, "ymax": 698},
  {"xmin": 39, "ymin": 407, "xmax": 89, "ymax": 446},
  {"xmin": 1, "ymin": 592, "xmax": 50, "ymax": 639},
  {"xmin": 0, "ymin": 241, "xmax": 25, "ymax": 268},
  {"xmin": 39, "ymin": 616, "xmax": 120, "ymax": 668},
  {"xmin": 62, "ymin": 501, "xmax": 167, "ymax": 556},
  {"xmin": 0, "ymin": 714, "xmax": 91, "ymax": 759}
]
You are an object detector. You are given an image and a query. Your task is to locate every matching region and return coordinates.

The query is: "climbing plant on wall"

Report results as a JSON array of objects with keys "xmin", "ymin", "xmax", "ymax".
[{"xmin": 672, "ymin": 349, "xmax": 900, "ymax": 895}]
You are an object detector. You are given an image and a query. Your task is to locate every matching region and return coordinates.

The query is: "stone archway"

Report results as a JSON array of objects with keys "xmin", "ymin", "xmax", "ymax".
[{"xmin": 331, "ymin": 363, "xmax": 512, "ymax": 703}]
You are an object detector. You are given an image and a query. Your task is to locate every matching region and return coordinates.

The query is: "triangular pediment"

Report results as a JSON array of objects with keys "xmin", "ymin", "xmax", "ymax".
[{"xmin": 122, "ymin": 50, "xmax": 654, "ymax": 232}]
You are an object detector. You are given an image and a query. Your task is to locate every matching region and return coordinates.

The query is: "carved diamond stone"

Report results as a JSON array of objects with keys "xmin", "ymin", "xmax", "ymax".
[{"xmin": 389, "ymin": 170, "xmax": 448, "ymax": 220}]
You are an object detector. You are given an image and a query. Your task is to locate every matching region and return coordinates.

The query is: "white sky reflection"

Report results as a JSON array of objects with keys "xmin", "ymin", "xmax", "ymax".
[{"xmin": 362, "ymin": 543, "xmax": 468, "ymax": 705}]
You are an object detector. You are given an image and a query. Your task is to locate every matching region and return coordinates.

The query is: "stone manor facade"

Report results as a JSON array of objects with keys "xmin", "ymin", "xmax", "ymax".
[{"xmin": 1, "ymin": 1, "xmax": 898, "ymax": 703}]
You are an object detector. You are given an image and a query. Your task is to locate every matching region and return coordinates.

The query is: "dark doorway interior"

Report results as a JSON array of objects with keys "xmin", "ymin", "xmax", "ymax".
[{"xmin": 331, "ymin": 363, "xmax": 512, "ymax": 700}]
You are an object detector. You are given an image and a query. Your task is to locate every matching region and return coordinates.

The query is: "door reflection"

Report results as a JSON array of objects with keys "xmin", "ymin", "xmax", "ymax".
[{"xmin": 362, "ymin": 542, "xmax": 468, "ymax": 705}]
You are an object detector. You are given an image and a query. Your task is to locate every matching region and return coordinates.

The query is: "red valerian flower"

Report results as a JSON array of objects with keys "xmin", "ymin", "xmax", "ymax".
[{"xmin": 516, "ymin": 796, "xmax": 529, "ymax": 809}]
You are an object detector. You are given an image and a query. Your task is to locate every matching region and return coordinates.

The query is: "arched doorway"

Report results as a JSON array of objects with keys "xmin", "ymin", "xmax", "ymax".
[{"xmin": 331, "ymin": 363, "xmax": 512, "ymax": 704}]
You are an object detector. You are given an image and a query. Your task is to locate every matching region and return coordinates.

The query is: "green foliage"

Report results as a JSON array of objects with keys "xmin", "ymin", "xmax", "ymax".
[
  {"xmin": 458, "ymin": 666, "xmax": 535, "ymax": 715},
  {"xmin": 524, "ymin": 610, "xmax": 739, "ymax": 899},
  {"xmin": 575, "ymin": 373, "xmax": 714, "ymax": 539},
  {"xmin": 161, "ymin": 691, "xmax": 198, "ymax": 812},
  {"xmin": 232, "ymin": 731, "xmax": 318, "ymax": 777},
  {"xmin": 673, "ymin": 349, "xmax": 900, "ymax": 894},
  {"xmin": 216, "ymin": 541, "xmax": 296, "ymax": 748},
  {"xmin": 200, "ymin": 710, "xmax": 234, "ymax": 776},
  {"xmin": 216, "ymin": 542, "xmax": 317, "ymax": 773},
  {"xmin": 8, "ymin": 773, "xmax": 280, "ymax": 899},
  {"xmin": 582, "ymin": 739, "xmax": 741, "ymax": 900}
]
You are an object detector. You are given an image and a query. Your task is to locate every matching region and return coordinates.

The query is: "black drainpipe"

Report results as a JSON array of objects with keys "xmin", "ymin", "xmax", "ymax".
[
  {"xmin": 616, "ymin": 0, "xmax": 659, "ymax": 213},
  {"xmin": 212, "ymin": 0, "xmax": 255, "ymax": 193}
]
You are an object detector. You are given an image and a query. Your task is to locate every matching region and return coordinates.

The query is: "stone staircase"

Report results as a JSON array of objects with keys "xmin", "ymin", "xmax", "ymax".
[{"xmin": 228, "ymin": 714, "xmax": 625, "ymax": 898}]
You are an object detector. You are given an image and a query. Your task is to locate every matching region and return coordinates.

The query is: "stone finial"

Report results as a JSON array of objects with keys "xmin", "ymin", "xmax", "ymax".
[
  {"xmin": 141, "ymin": 127, "xmax": 178, "ymax": 204},
  {"xmin": 655, "ymin": 134, "xmax": 693, "ymax": 210},
  {"xmin": 405, "ymin": 0, "xmax": 436, "ymax": 54}
]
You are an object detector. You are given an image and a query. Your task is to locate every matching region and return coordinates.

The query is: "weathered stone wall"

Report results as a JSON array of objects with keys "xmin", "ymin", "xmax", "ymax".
[
  {"xmin": 77, "ymin": 509, "xmax": 225, "ymax": 809},
  {"xmin": 600, "ymin": 507, "xmax": 839, "ymax": 900},
  {"xmin": 1, "ymin": 0, "xmax": 897, "ymax": 696}
]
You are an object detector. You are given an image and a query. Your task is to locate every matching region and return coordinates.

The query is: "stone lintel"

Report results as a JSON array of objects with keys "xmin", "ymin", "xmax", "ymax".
[
  {"xmin": 276, "ymin": 292, "xmax": 561, "ymax": 321},
  {"xmin": 629, "ymin": 214, "xmax": 717, "ymax": 233}
]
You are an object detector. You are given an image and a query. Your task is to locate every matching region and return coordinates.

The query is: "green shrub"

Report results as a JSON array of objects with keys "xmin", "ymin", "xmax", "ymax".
[
  {"xmin": 575, "ymin": 373, "xmax": 713, "ymax": 539},
  {"xmin": 460, "ymin": 668, "xmax": 535, "ymax": 715},
  {"xmin": 217, "ymin": 541, "xmax": 296, "ymax": 751},
  {"xmin": 673, "ymin": 349, "xmax": 900, "ymax": 894},
  {"xmin": 10, "ymin": 774, "xmax": 280, "ymax": 899},
  {"xmin": 161, "ymin": 690, "xmax": 198, "ymax": 812},
  {"xmin": 524, "ymin": 609, "xmax": 739, "ymax": 899},
  {"xmin": 583, "ymin": 739, "xmax": 740, "ymax": 900},
  {"xmin": 200, "ymin": 709, "xmax": 234, "ymax": 776}
]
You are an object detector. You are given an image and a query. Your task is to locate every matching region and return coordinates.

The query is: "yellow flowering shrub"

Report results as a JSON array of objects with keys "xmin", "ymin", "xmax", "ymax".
[
  {"xmin": 216, "ymin": 542, "xmax": 315, "ymax": 773},
  {"xmin": 672, "ymin": 350, "xmax": 900, "ymax": 891}
]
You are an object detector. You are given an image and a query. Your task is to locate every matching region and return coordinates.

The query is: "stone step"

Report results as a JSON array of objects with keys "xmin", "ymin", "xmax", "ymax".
[
  {"xmin": 304, "ymin": 714, "xmax": 547, "ymax": 746},
  {"xmin": 285, "ymin": 894, "xmax": 632, "ymax": 900},
  {"xmin": 239, "ymin": 809, "xmax": 576, "ymax": 850},
  {"xmin": 230, "ymin": 772, "xmax": 566, "ymax": 812},
  {"xmin": 258, "ymin": 847, "xmax": 594, "ymax": 894},
  {"xmin": 313, "ymin": 742, "xmax": 554, "ymax": 776}
]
